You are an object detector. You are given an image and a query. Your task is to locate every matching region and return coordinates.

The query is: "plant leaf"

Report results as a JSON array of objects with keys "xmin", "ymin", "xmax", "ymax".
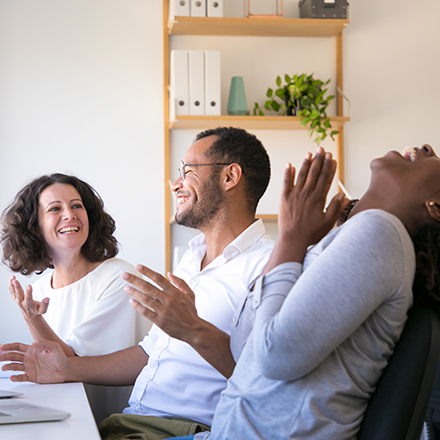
[
  {"xmin": 275, "ymin": 88, "xmax": 285, "ymax": 100},
  {"xmin": 310, "ymin": 109, "xmax": 320, "ymax": 119}
]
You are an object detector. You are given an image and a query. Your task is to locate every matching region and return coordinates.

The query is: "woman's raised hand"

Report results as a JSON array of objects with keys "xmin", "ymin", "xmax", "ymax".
[
  {"xmin": 262, "ymin": 147, "xmax": 348, "ymax": 274},
  {"xmin": 278, "ymin": 147, "xmax": 347, "ymax": 247},
  {"xmin": 9, "ymin": 276, "xmax": 50, "ymax": 321}
]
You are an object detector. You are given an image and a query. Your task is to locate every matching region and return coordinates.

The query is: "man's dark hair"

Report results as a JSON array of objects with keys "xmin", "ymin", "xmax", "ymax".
[
  {"xmin": 195, "ymin": 127, "xmax": 271, "ymax": 213},
  {"xmin": 1, "ymin": 173, "xmax": 118, "ymax": 275}
]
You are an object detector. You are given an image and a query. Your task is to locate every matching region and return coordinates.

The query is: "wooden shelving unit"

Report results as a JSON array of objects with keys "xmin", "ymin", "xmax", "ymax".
[
  {"xmin": 169, "ymin": 115, "xmax": 349, "ymax": 130},
  {"xmin": 163, "ymin": 1, "xmax": 349, "ymax": 272},
  {"xmin": 168, "ymin": 16, "xmax": 348, "ymax": 37}
]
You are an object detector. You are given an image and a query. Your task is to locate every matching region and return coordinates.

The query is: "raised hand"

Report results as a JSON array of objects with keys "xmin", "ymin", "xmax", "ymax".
[
  {"xmin": 123, "ymin": 265, "xmax": 236, "ymax": 377},
  {"xmin": 0, "ymin": 341, "xmax": 68, "ymax": 383},
  {"xmin": 263, "ymin": 147, "xmax": 348, "ymax": 273},
  {"xmin": 279, "ymin": 147, "xmax": 346, "ymax": 246},
  {"xmin": 123, "ymin": 266, "xmax": 200, "ymax": 344},
  {"xmin": 9, "ymin": 276, "xmax": 50, "ymax": 320}
]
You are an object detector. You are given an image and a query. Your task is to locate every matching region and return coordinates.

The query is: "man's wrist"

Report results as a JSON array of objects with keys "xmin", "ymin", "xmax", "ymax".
[{"xmin": 184, "ymin": 318, "xmax": 209, "ymax": 348}]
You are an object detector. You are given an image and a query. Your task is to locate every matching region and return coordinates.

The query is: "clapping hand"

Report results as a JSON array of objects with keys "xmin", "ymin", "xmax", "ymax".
[
  {"xmin": 9, "ymin": 276, "xmax": 50, "ymax": 320},
  {"xmin": 123, "ymin": 266, "xmax": 200, "ymax": 344},
  {"xmin": 278, "ymin": 147, "xmax": 347, "ymax": 246},
  {"xmin": 263, "ymin": 147, "xmax": 349, "ymax": 273},
  {"xmin": 0, "ymin": 341, "xmax": 67, "ymax": 383}
]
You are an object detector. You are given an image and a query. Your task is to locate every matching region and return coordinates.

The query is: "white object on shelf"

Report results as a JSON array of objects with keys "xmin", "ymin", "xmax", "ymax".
[
  {"xmin": 204, "ymin": 50, "xmax": 221, "ymax": 116},
  {"xmin": 189, "ymin": 50, "xmax": 205, "ymax": 115},
  {"xmin": 190, "ymin": 0, "xmax": 206, "ymax": 17},
  {"xmin": 169, "ymin": 0, "xmax": 190, "ymax": 19},
  {"xmin": 170, "ymin": 50, "xmax": 189, "ymax": 119},
  {"xmin": 207, "ymin": 0, "xmax": 223, "ymax": 17}
]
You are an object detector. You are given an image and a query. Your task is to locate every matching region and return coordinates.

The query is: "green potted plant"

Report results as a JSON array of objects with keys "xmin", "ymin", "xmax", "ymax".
[{"xmin": 253, "ymin": 73, "xmax": 339, "ymax": 145}]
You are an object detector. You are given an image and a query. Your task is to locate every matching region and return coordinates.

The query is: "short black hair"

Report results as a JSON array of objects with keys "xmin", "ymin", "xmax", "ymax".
[{"xmin": 196, "ymin": 127, "xmax": 271, "ymax": 213}]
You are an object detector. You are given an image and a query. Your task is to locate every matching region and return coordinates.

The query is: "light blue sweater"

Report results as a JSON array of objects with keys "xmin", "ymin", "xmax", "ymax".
[{"xmin": 196, "ymin": 210, "xmax": 415, "ymax": 440}]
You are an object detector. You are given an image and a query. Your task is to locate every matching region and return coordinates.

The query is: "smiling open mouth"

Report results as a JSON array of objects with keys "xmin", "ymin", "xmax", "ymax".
[
  {"xmin": 402, "ymin": 146, "xmax": 416, "ymax": 162},
  {"xmin": 177, "ymin": 196, "xmax": 189, "ymax": 205},
  {"xmin": 59, "ymin": 226, "xmax": 79, "ymax": 234}
]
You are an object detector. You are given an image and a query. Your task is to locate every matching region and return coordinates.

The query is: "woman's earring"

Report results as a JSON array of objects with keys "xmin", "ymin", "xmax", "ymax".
[{"xmin": 429, "ymin": 201, "xmax": 436, "ymax": 207}]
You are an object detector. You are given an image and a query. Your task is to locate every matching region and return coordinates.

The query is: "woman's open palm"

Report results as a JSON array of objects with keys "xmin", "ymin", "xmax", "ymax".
[{"xmin": 9, "ymin": 276, "xmax": 49, "ymax": 320}]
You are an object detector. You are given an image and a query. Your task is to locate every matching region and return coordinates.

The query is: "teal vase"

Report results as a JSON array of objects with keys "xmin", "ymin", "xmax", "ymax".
[{"xmin": 227, "ymin": 76, "xmax": 248, "ymax": 115}]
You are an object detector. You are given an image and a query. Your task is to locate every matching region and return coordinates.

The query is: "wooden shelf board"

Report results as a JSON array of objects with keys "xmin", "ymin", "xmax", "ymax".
[
  {"xmin": 169, "ymin": 115, "xmax": 349, "ymax": 130},
  {"xmin": 170, "ymin": 214, "xmax": 278, "ymax": 224},
  {"xmin": 169, "ymin": 17, "xmax": 348, "ymax": 37},
  {"xmin": 256, "ymin": 214, "xmax": 278, "ymax": 221}
]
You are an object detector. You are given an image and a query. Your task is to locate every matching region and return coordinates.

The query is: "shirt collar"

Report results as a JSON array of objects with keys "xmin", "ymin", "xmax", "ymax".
[{"xmin": 188, "ymin": 219, "xmax": 268, "ymax": 262}]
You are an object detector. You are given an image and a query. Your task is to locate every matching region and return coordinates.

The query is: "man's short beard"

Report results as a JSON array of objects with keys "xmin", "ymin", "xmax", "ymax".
[{"xmin": 175, "ymin": 174, "xmax": 225, "ymax": 230}]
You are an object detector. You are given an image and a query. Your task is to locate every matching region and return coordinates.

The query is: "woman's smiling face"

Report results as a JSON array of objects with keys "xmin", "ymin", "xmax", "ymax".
[
  {"xmin": 371, "ymin": 145, "xmax": 440, "ymax": 194},
  {"xmin": 38, "ymin": 183, "xmax": 89, "ymax": 260}
]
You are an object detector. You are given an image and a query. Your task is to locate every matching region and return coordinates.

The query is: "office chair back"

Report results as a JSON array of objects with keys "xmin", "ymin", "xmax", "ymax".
[{"xmin": 357, "ymin": 305, "xmax": 440, "ymax": 440}]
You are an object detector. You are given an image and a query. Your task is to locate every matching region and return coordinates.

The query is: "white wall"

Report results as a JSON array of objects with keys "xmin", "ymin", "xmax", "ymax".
[
  {"xmin": 1, "ymin": 0, "xmax": 439, "ymax": 343},
  {"xmin": 0, "ymin": 0, "xmax": 164, "ymax": 343},
  {"xmin": 344, "ymin": 0, "xmax": 440, "ymax": 198}
]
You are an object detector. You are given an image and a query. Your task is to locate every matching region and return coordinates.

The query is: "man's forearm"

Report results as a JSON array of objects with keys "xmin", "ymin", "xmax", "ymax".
[
  {"xmin": 66, "ymin": 345, "xmax": 148, "ymax": 386},
  {"xmin": 186, "ymin": 320, "xmax": 235, "ymax": 378}
]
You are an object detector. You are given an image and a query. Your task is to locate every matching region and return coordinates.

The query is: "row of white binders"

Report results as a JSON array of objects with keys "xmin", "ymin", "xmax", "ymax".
[
  {"xmin": 169, "ymin": 0, "xmax": 224, "ymax": 18},
  {"xmin": 170, "ymin": 50, "xmax": 221, "ymax": 119}
]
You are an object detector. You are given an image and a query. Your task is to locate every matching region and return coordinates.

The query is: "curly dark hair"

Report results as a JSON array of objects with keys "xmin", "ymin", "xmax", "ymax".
[
  {"xmin": 1, "ymin": 173, "xmax": 119, "ymax": 275},
  {"xmin": 337, "ymin": 200, "xmax": 440, "ymax": 308},
  {"xmin": 412, "ymin": 224, "xmax": 440, "ymax": 307},
  {"xmin": 195, "ymin": 127, "xmax": 271, "ymax": 213}
]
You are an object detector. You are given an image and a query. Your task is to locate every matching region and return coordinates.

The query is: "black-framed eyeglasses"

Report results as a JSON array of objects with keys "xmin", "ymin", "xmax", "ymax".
[{"xmin": 178, "ymin": 160, "xmax": 231, "ymax": 181}]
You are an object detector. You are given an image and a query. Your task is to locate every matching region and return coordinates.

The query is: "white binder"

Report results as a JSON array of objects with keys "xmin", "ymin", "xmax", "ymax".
[
  {"xmin": 170, "ymin": 50, "xmax": 189, "ymax": 120},
  {"xmin": 207, "ymin": 0, "xmax": 223, "ymax": 17},
  {"xmin": 204, "ymin": 51, "xmax": 221, "ymax": 116},
  {"xmin": 190, "ymin": 0, "xmax": 206, "ymax": 17},
  {"xmin": 189, "ymin": 50, "xmax": 205, "ymax": 115},
  {"xmin": 169, "ymin": 0, "xmax": 190, "ymax": 20}
]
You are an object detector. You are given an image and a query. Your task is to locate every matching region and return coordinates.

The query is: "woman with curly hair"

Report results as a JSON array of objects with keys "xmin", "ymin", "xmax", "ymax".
[{"xmin": 1, "ymin": 174, "xmax": 149, "ymax": 420}]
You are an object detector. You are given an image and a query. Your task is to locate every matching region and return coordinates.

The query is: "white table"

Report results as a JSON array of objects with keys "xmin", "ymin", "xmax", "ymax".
[{"xmin": 0, "ymin": 376, "xmax": 100, "ymax": 440}]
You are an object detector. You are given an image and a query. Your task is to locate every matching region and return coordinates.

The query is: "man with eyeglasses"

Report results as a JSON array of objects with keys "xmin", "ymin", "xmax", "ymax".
[{"xmin": 1, "ymin": 127, "xmax": 275, "ymax": 440}]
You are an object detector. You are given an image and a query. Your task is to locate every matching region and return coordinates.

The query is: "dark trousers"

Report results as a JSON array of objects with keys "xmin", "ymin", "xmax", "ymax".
[{"xmin": 99, "ymin": 414, "xmax": 210, "ymax": 440}]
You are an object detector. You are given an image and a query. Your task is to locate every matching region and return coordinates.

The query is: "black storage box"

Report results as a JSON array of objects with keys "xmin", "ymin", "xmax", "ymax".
[{"xmin": 299, "ymin": 0, "xmax": 348, "ymax": 19}]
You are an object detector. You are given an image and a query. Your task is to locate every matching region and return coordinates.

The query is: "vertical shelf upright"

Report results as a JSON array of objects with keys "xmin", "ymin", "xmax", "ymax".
[{"xmin": 163, "ymin": 0, "xmax": 349, "ymax": 272}]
